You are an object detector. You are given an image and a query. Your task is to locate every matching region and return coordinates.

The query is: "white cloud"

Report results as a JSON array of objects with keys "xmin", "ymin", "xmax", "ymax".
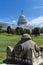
[
  {"xmin": 0, "ymin": 18, "xmax": 16, "ymax": 24},
  {"xmin": 0, "ymin": 16, "xmax": 43, "ymax": 27},
  {"xmin": 33, "ymin": 6, "xmax": 43, "ymax": 9},
  {"xmin": 0, "ymin": 18, "xmax": 11, "ymax": 23},
  {"xmin": 40, "ymin": 24, "xmax": 43, "ymax": 27},
  {"xmin": 12, "ymin": 20, "xmax": 16, "ymax": 23},
  {"xmin": 11, "ymin": 20, "xmax": 17, "ymax": 26},
  {"xmin": 29, "ymin": 16, "xmax": 43, "ymax": 27}
]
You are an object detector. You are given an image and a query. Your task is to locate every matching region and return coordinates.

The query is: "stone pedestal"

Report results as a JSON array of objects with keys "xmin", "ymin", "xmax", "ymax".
[
  {"xmin": 7, "ymin": 46, "xmax": 13, "ymax": 59},
  {"xmin": 40, "ymin": 45, "xmax": 43, "ymax": 57}
]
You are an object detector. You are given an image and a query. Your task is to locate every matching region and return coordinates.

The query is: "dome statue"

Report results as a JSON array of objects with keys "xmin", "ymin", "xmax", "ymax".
[{"xmin": 17, "ymin": 10, "xmax": 28, "ymax": 26}]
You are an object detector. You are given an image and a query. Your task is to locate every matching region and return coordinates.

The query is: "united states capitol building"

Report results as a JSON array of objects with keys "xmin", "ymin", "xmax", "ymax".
[
  {"xmin": 0, "ymin": 10, "xmax": 34, "ymax": 32},
  {"xmin": 17, "ymin": 10, "xmax": 34, "ymax": 32}
]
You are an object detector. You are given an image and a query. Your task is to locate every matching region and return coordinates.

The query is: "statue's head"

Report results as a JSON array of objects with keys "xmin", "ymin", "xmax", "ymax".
[{"xmin": 21, "ymin": 34, "xmax": 31, "ymax": 40}]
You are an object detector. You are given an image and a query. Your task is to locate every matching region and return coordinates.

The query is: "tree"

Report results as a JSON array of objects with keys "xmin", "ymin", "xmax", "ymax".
[
  {"xmin": 7, "ymin": 26, "xmax": 15, "ymax": 34},
  {"xmin": 40, "ymin": 27, "xmax": 43, "ymax": 33},
  {"xmin": 33, "ymin": 27, "xmax": 40, "ymax": 36},
  {"xmin": 0, "ymin": 26, "xmax": 2, "ymax": 33},
  {"xmin": 15, "ymin": 27, "xmax": 24, "ymax": 35},
  {"xmin": 24, "ymin": 29, "xmax": 30, "ymax": 34},
  {"xmin": 11, "ymin": 28, "xmax": 15, "ymax": 34},
  {"xmin": 32, "ymin": 29, "xmax": 34, "ymax": 34},
  {"xmin": 19, "ymin": 27, "xmax": 24, "ymax": 35},
  {"xmin": 7, "ymin": 26, "xmax": 11, "ymax": 34}
]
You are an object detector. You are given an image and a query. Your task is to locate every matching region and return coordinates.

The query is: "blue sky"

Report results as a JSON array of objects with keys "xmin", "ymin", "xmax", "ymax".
[{"xmin": 0, "ymin": 0, "xmax": 43, "ymax": 27}]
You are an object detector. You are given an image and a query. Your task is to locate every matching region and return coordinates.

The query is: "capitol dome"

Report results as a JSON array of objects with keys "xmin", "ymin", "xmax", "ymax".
[
  {"xmin": 17, "ymin": 10, "xmax": 28, "ymax": 26},
  {"xmin": 17, "ymin": 10, "xmax": 34, "ymax": 32}
]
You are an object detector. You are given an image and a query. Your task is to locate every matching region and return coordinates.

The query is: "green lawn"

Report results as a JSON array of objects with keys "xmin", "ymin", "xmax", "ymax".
[
  {"xmin": 32, "ymin": 35, "xmax": 43, "ymax": 46},
  {"xmin": 0, "ymin": 33, "xmax": 43, "ymax": 63}
]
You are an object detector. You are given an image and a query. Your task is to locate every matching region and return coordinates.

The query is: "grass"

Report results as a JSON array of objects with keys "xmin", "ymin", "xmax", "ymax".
[
  {"xmin": 32, "ymin": 35, "xmax": 43, "ymax": 46},
  {"xmin": 0, "ymin": 33, "xmax": 43, "ymax": 64},
  {"xmin": 0, "ymin": 33, "xmax": 21, "ymax": 64},
  {"xmin": 0, "ymin": 52, "xmax": 6, "ymax": 64}
]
